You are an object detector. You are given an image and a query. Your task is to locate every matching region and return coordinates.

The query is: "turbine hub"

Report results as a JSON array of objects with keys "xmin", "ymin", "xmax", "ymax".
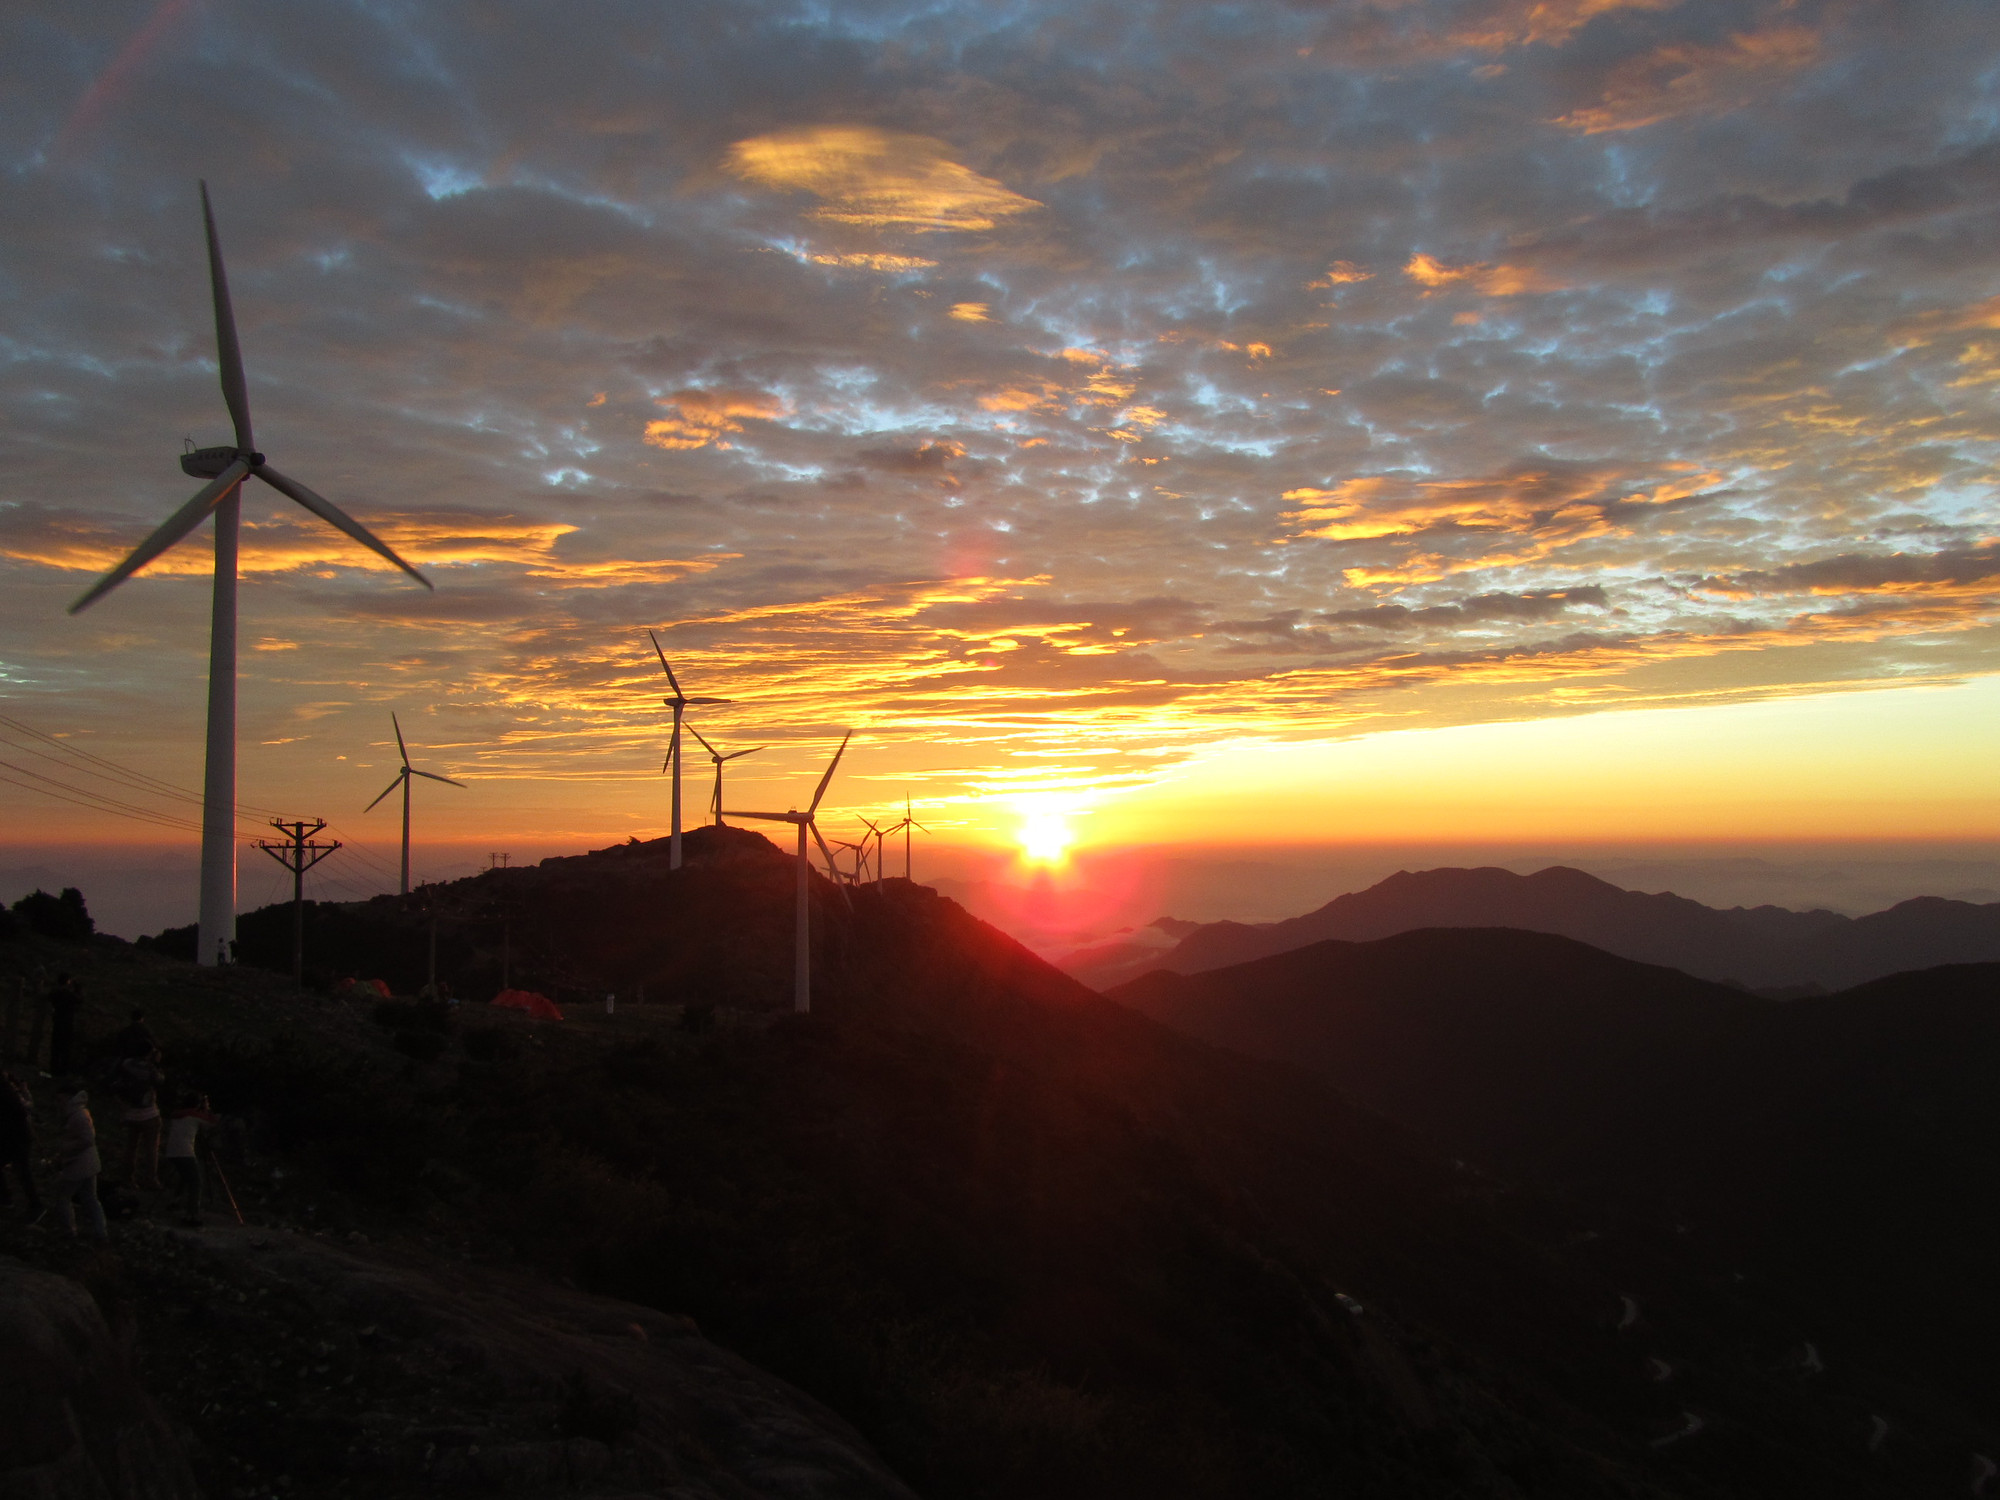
[{"xmin": 178, "ymin": 446, "xmax": 264, "ymax": 478}]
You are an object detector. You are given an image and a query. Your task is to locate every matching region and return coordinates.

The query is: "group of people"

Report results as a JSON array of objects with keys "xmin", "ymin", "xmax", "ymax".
[{"xmin": 1, "ymin": 986, "xmax": 221, "ymax": 1243}]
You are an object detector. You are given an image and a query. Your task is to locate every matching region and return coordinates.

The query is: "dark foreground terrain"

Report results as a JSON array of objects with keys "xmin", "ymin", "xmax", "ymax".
[{"xmin": 5, "ymin": 830, "xmax": 1996, "ymax": 1498}]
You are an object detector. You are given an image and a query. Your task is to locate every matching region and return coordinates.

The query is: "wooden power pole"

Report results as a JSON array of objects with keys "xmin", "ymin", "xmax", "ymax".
[{"xmin": 256, "ymin": 818, "xmax": 340, "ymax": 991}]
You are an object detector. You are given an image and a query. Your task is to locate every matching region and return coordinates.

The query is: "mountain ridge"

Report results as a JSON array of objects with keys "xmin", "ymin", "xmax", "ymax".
[
  {"xmin": 1063, "ymin": 863, "xmax": 2000, "ymax": 991},
  {"xmin": 1108, "ymin": 927, "xmax": 2000, "ymax": 1419}
]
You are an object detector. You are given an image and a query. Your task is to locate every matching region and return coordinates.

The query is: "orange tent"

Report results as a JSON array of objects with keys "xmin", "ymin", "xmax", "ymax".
[{"xmin": 492, "ymin": 988, "xmax": 563, "ymax": 1020}]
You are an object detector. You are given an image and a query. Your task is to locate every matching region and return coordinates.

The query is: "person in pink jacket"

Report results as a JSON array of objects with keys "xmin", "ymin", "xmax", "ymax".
[{"xmin": 50, "ymin": 1082, "xmax": 107, "ymax": 1244}]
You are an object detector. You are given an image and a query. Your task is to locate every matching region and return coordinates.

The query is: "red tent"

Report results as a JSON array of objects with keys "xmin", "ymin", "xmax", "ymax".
[{"xmin": 492, "ymin": 988, "xmax": 563, "ymax": 1020}]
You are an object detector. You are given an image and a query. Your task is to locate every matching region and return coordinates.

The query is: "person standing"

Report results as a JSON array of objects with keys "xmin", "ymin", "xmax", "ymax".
[
  {"xmin": 50, "ymin": 1082, "xmax": 107, "ymax": 1244},
  {"xmin": 110, "ymin": 1008, "xmax": 156, "ymax": 1060},
  {"xmin": 113, "ymin": 1048, "xmax": 164, "ymax": 1192},
  {"xmin": 0, "ymin": 1067, "xmax": 40, "ymax": 1220},
  {"xmin": 45, "ymin": 974, "xmax": 81, "ymax": 1077},
  {"xmin": 161, "ymin": 1092, "xmax": 218, "ymax": 1227}
]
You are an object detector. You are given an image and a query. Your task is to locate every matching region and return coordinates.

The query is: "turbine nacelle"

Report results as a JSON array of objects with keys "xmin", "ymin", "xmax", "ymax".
[{"xmin": 181, "ymin": 445, "xmax": 260, "ymax": 479}]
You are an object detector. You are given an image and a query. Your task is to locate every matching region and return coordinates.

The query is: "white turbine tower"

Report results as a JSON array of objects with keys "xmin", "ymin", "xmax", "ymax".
[
  {"xmin": 724, "ymin": 733, "xmax": 851, "ymax": 1013},
  {"xmin": 887, "ymin": 794, "xmax": 930, "ymax": 880},
  {"xmin": 646, "ymin": 630, "xmax": 729, "ymax": 870},
  {"xmin": 685, "ymin": 724, "xmax": 764, "ymax": 827},
  {"xmin": 68, "ymin": 183, "xmax": 431, "ymax": 966},
  {"xmin": 364, "ymin": 713, "xmax": 464, "ymax": 895}
]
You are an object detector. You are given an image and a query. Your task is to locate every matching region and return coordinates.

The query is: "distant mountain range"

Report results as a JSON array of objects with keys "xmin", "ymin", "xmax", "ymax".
[
  {"xmin": 1061, "ymin": 863, "xmax": 2000, "ymax": 992},
  {"xmin": 1109, "ymin": 928, "xmax": 2000, "ymax": 1415}
]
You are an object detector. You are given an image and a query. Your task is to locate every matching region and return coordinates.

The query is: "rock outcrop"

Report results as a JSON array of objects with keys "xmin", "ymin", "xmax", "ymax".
[{"xmin": 0, "ymin": 1254, "xmax": 200, "ymax": 1500}]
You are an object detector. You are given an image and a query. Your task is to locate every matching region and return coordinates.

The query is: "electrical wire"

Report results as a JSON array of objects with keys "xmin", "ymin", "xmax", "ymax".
[{"xmin": 0, "ymin": 711, "xmax": 412, "ymax": 898}]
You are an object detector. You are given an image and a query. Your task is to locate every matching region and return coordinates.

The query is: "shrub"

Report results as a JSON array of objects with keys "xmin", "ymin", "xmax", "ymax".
[
  {"xmin": 393, "ymin": 1029, "xmax": 447, "ymax": 1062},
  {"xmin": 461, "ymin": 1027, "xmax": 519, "ymax": 1062},
  {"xmin": 372, "ymin": 999, "xmax": 453, "ymax": 1034},
  {"xmin": 13, "ymin": 887, "xmax": 94, "ymax": 942}
]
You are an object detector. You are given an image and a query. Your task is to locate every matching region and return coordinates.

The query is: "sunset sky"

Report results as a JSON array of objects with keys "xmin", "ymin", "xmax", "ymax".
[{"xmin": 4, "ymin": 0, "xmax": 1998, "ymax": 924}]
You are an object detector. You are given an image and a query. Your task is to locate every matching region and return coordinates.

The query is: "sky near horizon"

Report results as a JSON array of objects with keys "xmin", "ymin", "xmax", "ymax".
[{"xmin": 3, "ymin": 0, "xmax": 1999, "ymax": 877}]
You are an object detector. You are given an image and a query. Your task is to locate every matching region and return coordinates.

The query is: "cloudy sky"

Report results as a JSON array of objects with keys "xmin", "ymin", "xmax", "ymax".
[{"xmin": 4, "ymin": 0, "xmax": 1998, "ymax": 891}]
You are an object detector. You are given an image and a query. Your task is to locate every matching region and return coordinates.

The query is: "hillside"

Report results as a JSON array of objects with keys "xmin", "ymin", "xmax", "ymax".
[
  {"xmin": 1065, "ymin": 864, "xmax": 2000, "ymax": 992},
  {"xmin": 7, "ymin": 843, "xmax": 1998, "ymax": 1497},
  {"xmin": 1110, "ymin": 928, "xmax": 2000, "ymax": 1418}
]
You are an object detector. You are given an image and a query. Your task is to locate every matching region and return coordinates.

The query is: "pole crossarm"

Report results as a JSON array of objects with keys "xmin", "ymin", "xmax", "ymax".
[
  {"xmin": 255, "ymin": 818, "xmax": 341, "ymax": 991},
  {"xmin": 255, "ymin": 818, "xmax": 341, "ymax": 875}
]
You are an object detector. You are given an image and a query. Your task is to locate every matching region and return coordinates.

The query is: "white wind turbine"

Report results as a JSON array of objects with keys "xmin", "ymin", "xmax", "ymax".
[
  {"xmin": 364, "ymin": 713, "xmax": 464, "ymax": 895},
  {"xmin": 685, "ymin": 724, "xmax": 765, "ymax": 827},
  {"xmin": 858, "ymin": 816, "xmax": 889, "ymax": 886},
  {"xmin": 68, "ymin": 183, "xmax": 431, "ymax": 967},
  {"xmin": 646, "ymin": 630, "xmax": 729, "ymax": 870},
  {"xmin": 724, "ymin": 732, "xmax": 851, "ymax": 1013},
  {"xmin": 887, "ymin": 794, "xmax": 930, "ymax": 880}
]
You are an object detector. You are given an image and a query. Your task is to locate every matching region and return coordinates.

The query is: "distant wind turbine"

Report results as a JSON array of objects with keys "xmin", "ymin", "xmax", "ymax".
[
  {"xmin": 858, "ymin": 817, "xmax": 887, "ymax": 885},
  {"xmin": 724, "ymin": 732, "xmax": 851, "ymax": 1013},
  {"xmin": 889, "ymin": 794, "xmax": 930, "ymax": 880},
  {"xmin": 67, "ymin": 183, "xmax": 431, "ymax": 966},
  {"xmin": 364, "ymin": 713, "xmax": 464, "ymax": 894},
  {"xmin": 685, "ymin": 724, "xmax": 764, "ymax": 827},
  {"xmin": 646, "ymin": 630, "xmax": 729, "ymax": 870}
]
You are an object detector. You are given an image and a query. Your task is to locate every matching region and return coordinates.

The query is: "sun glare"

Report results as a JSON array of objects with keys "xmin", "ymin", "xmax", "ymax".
[{"xmin": 1017, "ymin": 805, "xmax": 1075, "ymax": 865}]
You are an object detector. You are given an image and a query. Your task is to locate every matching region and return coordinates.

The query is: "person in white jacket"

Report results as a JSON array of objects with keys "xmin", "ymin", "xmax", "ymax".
[{"xmin": 50, "ymin": 1082, "xmax": 107, "ymax": 1243}]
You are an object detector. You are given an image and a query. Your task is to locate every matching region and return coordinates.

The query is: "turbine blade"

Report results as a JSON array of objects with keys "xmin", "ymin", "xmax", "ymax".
[
  {"xmin": 392, "ymin": 712, "xmax": 409, "ymax": 767},
  {"xmin": 808, "ymin": 731, "xmax": 852, "ymax": 813},
  {"xmin": 684, "ymin": 696, "xmax": 731, "ymax": 705},
  {"xmin": 200, "ymin": 182, "xmax": 253, "ymax": 453},
  {"xmin": 68, "ymin": 460, "xmax": 251, "ymax": 614},
  {"xmin": 364, "ymin": 770, "xmax": 406, "ymax": 811},
  {"xmin": 721, "ymin": 810, "xmax": 794, "ymax": 823},
  {"xmin": 811, "ymin": 822, "xmax": 843, "ymax": 875},
  {"xmin": 255, "ymin": 466, "xmax": 432, "ymax": 588},
  {"xmin": 410, "ymin": 769, "xmax": 463, "ymax": 787},
  {"xmin": 686, "ymin": 723, "xmax": 720, "ymax": 759},
  {"xmin": 723, "ymin": 745, "xmax": 765, "ymax": 761},
  {"xmin": 647, "ymin": 630, "xmax": 683, "ymax": 697}
]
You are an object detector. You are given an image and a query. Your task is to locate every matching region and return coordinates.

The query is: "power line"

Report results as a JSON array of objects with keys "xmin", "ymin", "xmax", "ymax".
[{"xmin": 0, "ymin": 710, "xmax": 463, "ymax": 899}]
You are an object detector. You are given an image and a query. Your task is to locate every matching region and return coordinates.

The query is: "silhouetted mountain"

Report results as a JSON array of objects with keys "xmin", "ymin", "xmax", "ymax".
[
  {"xmin": 1065, "ymin": 864, "xmax": 2000, "ymax": 991},
  {"xmin": 1111, "ymin": 929, "xmax": 2000, "ymax": 1421},
  {"xmin": 73, "ymin": 840, "xmax": 1998, "ymax": 1495}
]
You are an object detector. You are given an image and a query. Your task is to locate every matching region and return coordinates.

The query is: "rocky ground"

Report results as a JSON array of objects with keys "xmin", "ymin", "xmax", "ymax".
[
  {"xmin": 2, "ymin": 1213, "xmax": 915, "ymax": 1499},
  {"xmin": 1, "ymin": 921, "xmax": 912, "ymax": 1500}
]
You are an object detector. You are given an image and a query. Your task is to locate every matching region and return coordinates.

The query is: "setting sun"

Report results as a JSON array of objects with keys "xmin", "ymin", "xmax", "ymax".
[{"xmin": 1017, "ymin": 803, "xmax": 1076, "ymax": 864}]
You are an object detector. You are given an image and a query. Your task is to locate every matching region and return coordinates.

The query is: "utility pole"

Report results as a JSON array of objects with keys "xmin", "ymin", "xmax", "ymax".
[
  {"xmin": 488, "ymin": 852, "xmax": 510, "ymax": 870},
  {"xmin": 255, "ymin": 818, "xmax": 340, "ymax": 991}
]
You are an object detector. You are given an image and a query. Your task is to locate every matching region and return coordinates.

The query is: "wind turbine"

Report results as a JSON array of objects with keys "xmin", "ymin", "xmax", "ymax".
[
  {"xmin": 364, "ymin": 713, "xmax": 464, "ymax": 895},
  {"xmin": 685, "ymin": 724, "xmax": 764, "ymax": 827},
  {"xmin": 67, "ymin": 183, "xmax": 431, "ymax": 967},
  {"xmin": 887, "ymin": 794, "xmax": 930, "ymax": 880},
  {"xmin": 646, "ymin": 630, "xmax": 729, "ymax": 870},
  {"xmin": 724, "ymin": 732, "xmax": 850, "ymax": 1013},
  {"xmin": 858, "ymin": 816, "xmax": 888, "ymax": 886}
]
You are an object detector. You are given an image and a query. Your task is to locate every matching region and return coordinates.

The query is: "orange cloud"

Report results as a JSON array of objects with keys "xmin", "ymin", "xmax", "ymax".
[
  {"xmin": 805, "ymin": 252, "xmax": 939, "ymax": 270},
  {"xmin": 643, "ymin": 388, "xmax": 787, "ymax": 450},
  {"xmin": 1553, "ymin": 25, "xmax": 1820, "ymax": 134},
  {"xmin": 1, "ymin": 511, "xmax": 590, "ymax": 580},
  {"xmin": 1404, "ymin": 252, "xmax": 1564, "ymax": 295},
  {"xmin": 1307, "ymin": 261, "xmax": 1372, "ymax": 289},
  {"xmin": 1450, "ymin": 0, "xmax": 1683, "ymax": 51},
  {"xmin": 725, "ymin": 126, "xmax": 1042, "ymax": 232},
  {"xmin": 1281, "ymin": 466, "xmax": 1718, "ymax": 569},
  {"xmin": 950, "ymin": 302, "xmax": 992, "ymax": 322}
]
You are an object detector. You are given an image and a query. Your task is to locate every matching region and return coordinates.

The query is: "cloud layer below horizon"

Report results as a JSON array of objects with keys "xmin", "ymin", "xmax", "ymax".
[{"xmin": 3, "ymin": 0, "xmax": 1998, "ymax": 842}]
